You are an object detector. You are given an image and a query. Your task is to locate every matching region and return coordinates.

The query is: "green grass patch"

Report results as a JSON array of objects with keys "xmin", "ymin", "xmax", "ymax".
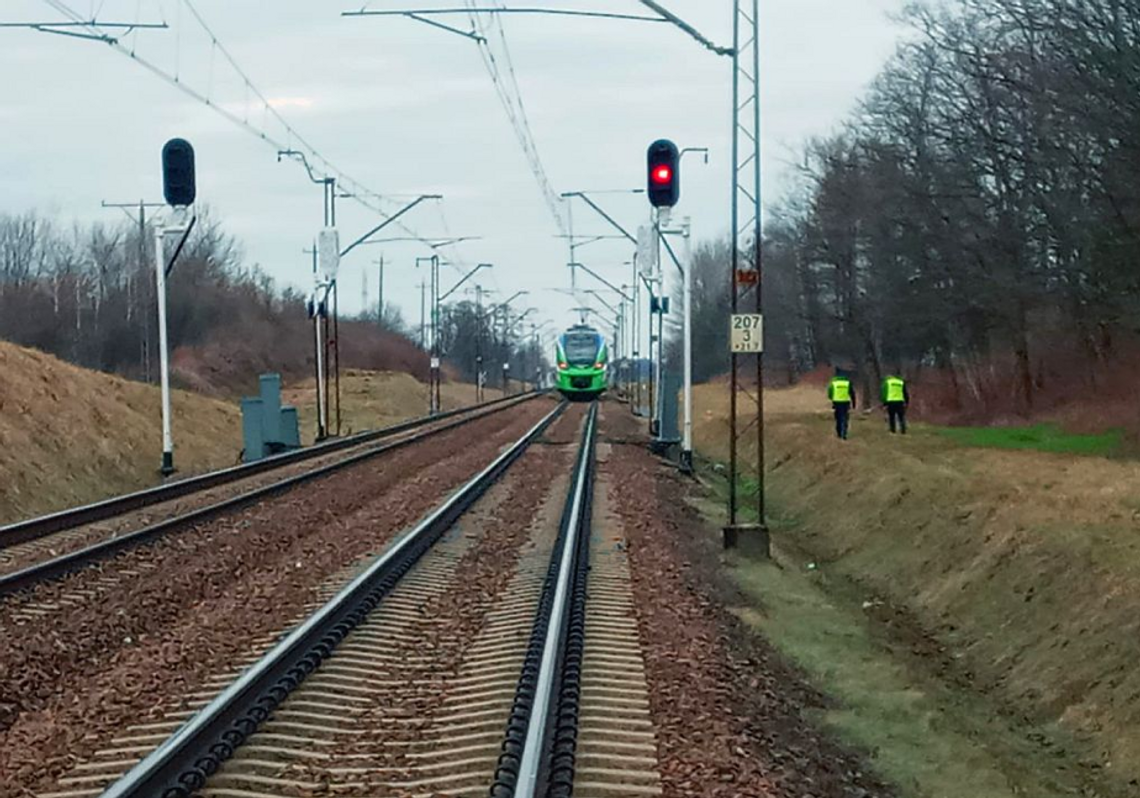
[
  {"xmin": 693, "ymin": 460, "xmax": 1115, "ymax": 798},
  {"xmin": 729, "ymin": 555, "xmax": 1093, "ymax": 798},
  {"xmin": 932, "ymin": 422, "xmax": 1123, "ymax": 456}
]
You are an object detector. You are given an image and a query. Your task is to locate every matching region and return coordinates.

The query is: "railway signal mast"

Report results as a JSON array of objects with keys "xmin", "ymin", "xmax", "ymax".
[
  {"xmin": 646, "ymin": 140, "xmax": 677, "ymax": 442},
  {"xmin": 156, "ymin": 138, "xmax": 198, "ymax": 476},
  {"xmin": 646, "ymin": 139, "xmax": 699, "ymax": 473}
]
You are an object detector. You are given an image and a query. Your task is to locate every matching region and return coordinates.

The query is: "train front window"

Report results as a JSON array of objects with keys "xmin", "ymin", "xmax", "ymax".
[{"xmin": 563, "ymin": 334, "xmax": 600, "ymax": 366}]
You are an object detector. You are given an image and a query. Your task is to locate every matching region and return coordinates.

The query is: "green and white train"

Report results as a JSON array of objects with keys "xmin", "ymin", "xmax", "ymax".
[{"xmin": 555, "ymin": 325, "xmax": 607, "ymax": 400}]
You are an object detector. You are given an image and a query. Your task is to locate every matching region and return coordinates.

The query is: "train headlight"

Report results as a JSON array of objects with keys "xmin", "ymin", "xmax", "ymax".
[
  {"xmin": 594, "ymin": 362, "xmax": 605, "ymax": 370},
  {"xmin": 558, "ymin": 361, "xmax": 569, "ymax": 370}
]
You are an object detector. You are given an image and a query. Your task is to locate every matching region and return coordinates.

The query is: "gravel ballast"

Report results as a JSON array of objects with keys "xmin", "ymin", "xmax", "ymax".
[{"xmin": 0, "ymin": 399, "xmax": 555, "ymax": 794}]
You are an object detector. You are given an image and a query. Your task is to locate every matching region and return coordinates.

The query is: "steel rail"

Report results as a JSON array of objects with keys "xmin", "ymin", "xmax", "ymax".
[
  {"xmin": 491, "ymin": 402, "xmax": 598, "ymax": 797},
  {"xmin": 0, "ymin": 393, "xmax": 549, "ymax": 596},
  {"xmin": 99, "ymin": 401, "xmax": 567, "ymax": 798},
  {"xmin": 0, "ymin": 390, "xmax": 542, "ymax": 552}
]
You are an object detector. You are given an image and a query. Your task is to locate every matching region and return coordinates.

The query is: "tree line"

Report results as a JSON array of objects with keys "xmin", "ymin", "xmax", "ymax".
[
  {"xmin": 436, "ymin": 300, "xmax": 548, "ymax": 387},
  {"xmin": 681, "ymin": 0, "xmax": 1140, "ymax": 416},
  {"xmin": 0, "ymin": 210, "xmax": 540, "ymax": 393}
]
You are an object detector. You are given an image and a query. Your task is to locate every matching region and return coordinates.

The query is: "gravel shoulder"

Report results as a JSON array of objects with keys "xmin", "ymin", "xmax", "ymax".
[{"xmin": 599, "ymin": 402, "xmax": 894, "ymax": 798}]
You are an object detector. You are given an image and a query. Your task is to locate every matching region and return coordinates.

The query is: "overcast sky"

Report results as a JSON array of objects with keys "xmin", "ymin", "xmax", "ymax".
[{"xmin": 2, "ymin": 0, "xmax": 905, "ymax": 346}]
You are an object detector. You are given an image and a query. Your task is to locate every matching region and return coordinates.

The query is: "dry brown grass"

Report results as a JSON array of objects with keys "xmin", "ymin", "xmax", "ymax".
[
  {"xmin": 282, "ymin": 370, "xmax": 502, "ymax": 444},
  {"xmin": 0, "ymin": 341, "xmax": 239, "ymax": 526},
  {"xmin": 693, "ymin": 380, "xmax": 1140, "ymax": 788},
  {"xmin": 0, "ymin": 343, "xmax": 497, "ymax": 526}
]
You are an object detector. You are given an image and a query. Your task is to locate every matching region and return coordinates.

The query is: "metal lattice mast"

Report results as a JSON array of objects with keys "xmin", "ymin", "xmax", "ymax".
[{"xmin": 728, "ymin": 0, "xmax": 765, "ymax": 541}]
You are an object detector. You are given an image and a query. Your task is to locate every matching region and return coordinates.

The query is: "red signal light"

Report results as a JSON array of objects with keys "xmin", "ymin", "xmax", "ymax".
[{"xmin": 647, "ymin": 138, "xmax": 680, "ymax": 208}]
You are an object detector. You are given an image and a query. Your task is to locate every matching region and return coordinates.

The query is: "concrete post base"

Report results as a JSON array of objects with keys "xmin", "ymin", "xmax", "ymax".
[{"xmin": 723, "ymin": 523, "xmax": 769, "ymax": 558}]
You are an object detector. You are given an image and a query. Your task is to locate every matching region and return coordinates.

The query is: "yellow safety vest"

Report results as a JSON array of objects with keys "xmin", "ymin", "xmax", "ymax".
[
  {"xmin": 829, "ymin": 378, "xmax": 851, "ymax": 403},
  {"xmin": 885, "ymin": 377, "xmax": 906, "ymax": 403}
]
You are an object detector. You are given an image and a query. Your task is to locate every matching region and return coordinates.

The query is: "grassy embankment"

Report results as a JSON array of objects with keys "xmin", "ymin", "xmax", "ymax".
[
  {"xmin": 0, "ymin": 342, "xmax": 240, "ymax": 526},
  {"xmin": 692, "ymin": 382, "xmax": 1140, "ymax": 797},
  {"xmin": 0, "ymin": 342, "xmax": 491, "ymax": 525},
  {"xmin": 283, "ymin": 369, "xmax": 503, "ymax": 444}
]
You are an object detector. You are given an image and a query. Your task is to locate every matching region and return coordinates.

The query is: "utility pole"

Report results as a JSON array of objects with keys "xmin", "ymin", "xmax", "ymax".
[
  {"xmin": 305, "ymin": 243, "xmax": 328, "ymax": 441},
  {"xmin": 376, "ymin": 256, "xmax": 385, "ymax": 326},
  {"xmin": 419, "ymin": 280, "xmax": 427, "ymax": 350},
  {"xmin": 431, "ymin": 255, "xmax": 440, "ymax": 414},
  {"xmin": 434, "ymin": 261, "xmax": 492, "ymax": 409},
  {"xmin": 416, "ymin": 256, "xmax": 443, "ymax": 414},
  {"xmin": 101, "ymin": 200, "xmax": 163, "ymax": 383},
  {"xmin": 530, "ymin": 322, "xmax": 541, "ymax": 391},
  {"xmin": 362, "ymin": 269, "xmax": 369, "ymax": 322},
  {"xmin": 332, "ymin": 280, "xmax": 341, "ymax": 435},
  {"xmin": 501, "ymin": 306, "xmax": 511, "ymax": 392},
  {"xmin": 633, "ymin": 256, "xmax": 642, "ymax": 415},
  {"xmin": 475, "ymin": 284, "xmax": 485, "ymax": 403},
  {"xmin": 281, "ymin": 151, "xmax": 343, "ymax": 441},
  {"xmin": 286, "ymin": 153, "xmax": 430, "ymax": 437}
]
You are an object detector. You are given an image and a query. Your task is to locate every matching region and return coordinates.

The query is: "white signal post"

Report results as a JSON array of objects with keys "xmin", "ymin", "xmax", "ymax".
[
  {"xmin": 154, "ymin": 224, "xmax": 173, "ymax": 476},
  {"xmin": 653, "ymin": 209, "xmax": 666, "ymax": 439},
  {"xmin": 316, "ymin": 228, "xmax": 340, "ymax": 437},
  {"xmin": 313, "ymin": 280, "xmax": 329, "ymax": 439},
  {"xmin": 153, "ymin": 207, "xmax": 191, "ymax": 476},
  {"xmin": 680, "ymin": 215, "xmax": 694, "ymax": 473},
  {"xmin": 636, "ymin": 224, "xmax": 660, "ymax": 425},
  {"xmin": 672, "ymin": 147, "xmax": 708, "ymax": 472}
]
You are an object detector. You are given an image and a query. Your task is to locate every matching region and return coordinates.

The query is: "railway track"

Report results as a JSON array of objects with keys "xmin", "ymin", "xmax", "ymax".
[
  {"xmin": 40, "ymin": 400, "xmax": 664, "ymax": 798},
  {"xmin": 0, "ymin": 391, "xmax": 544, "ymax": 595}
]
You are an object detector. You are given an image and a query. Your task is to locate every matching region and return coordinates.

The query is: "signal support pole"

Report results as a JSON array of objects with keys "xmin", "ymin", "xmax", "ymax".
[
  {"xmin": 154, "ymin": 224, "xmax": 174, "ymax": 476},
  {"xmin": 680, "ymin": 215, "xmax": 694, "ymax": 474},
  {"xmin": 305, "ymin": 245, "xmax": 329, "ymax": 442},
  {"xmin": 155, "ymin": 138, "xmax": 196, "ymax": 477},
  {"xmin": 152, "ymin": 208, "xmax": 195, "ymax": 476},
  {"xmin": 652, "ymin": 208, "xmax": 665, "ymax": 439}
]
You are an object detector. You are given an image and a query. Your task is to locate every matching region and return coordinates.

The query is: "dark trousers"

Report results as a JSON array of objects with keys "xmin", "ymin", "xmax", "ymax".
[
  {"xmin": 887, "ymin": 402, "xmax": 908, "ymax": 434},
  {"xmin": 833, "ymin": 402, "xmax": 851, "ymax": 439}
]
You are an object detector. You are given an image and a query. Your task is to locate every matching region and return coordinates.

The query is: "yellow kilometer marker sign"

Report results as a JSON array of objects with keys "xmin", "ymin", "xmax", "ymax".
[{"xmin": 730, "ymin": 314, "xmax": 763, "ymax": 353}]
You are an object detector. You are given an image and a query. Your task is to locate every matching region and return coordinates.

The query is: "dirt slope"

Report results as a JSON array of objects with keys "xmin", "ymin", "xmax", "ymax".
[
  {"xmin": 693, "ymin": 382, "xmax": 1140, "ymax": 791},
  {"xmin": 0, "ymin": 341, "xmax": 240, "ymax": 526}
]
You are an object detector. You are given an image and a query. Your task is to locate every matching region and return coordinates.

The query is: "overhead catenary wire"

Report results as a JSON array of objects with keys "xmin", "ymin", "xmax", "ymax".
[
  {"xmin": 36, "ymin": 0, "xmax": 442, "ymax": 249},
  {"xmin": 464, "ymin": 0, "xmax": 568, "ymax": 237}
]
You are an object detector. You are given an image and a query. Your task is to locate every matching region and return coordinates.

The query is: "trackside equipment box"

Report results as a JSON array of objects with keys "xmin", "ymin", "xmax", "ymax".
[{"xmin": 241, "ymin": 373, "xmax": 301, "ymax": 462}]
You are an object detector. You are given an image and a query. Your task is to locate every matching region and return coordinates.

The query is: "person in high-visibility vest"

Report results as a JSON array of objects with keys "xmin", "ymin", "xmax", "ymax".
[
  {"xmin": 827, "ymin": 370, "xmax": 856, "ymax": 440},
  {"xmin": 881, "ymin": 374, "xmax": 910, "ymax": 434}
]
